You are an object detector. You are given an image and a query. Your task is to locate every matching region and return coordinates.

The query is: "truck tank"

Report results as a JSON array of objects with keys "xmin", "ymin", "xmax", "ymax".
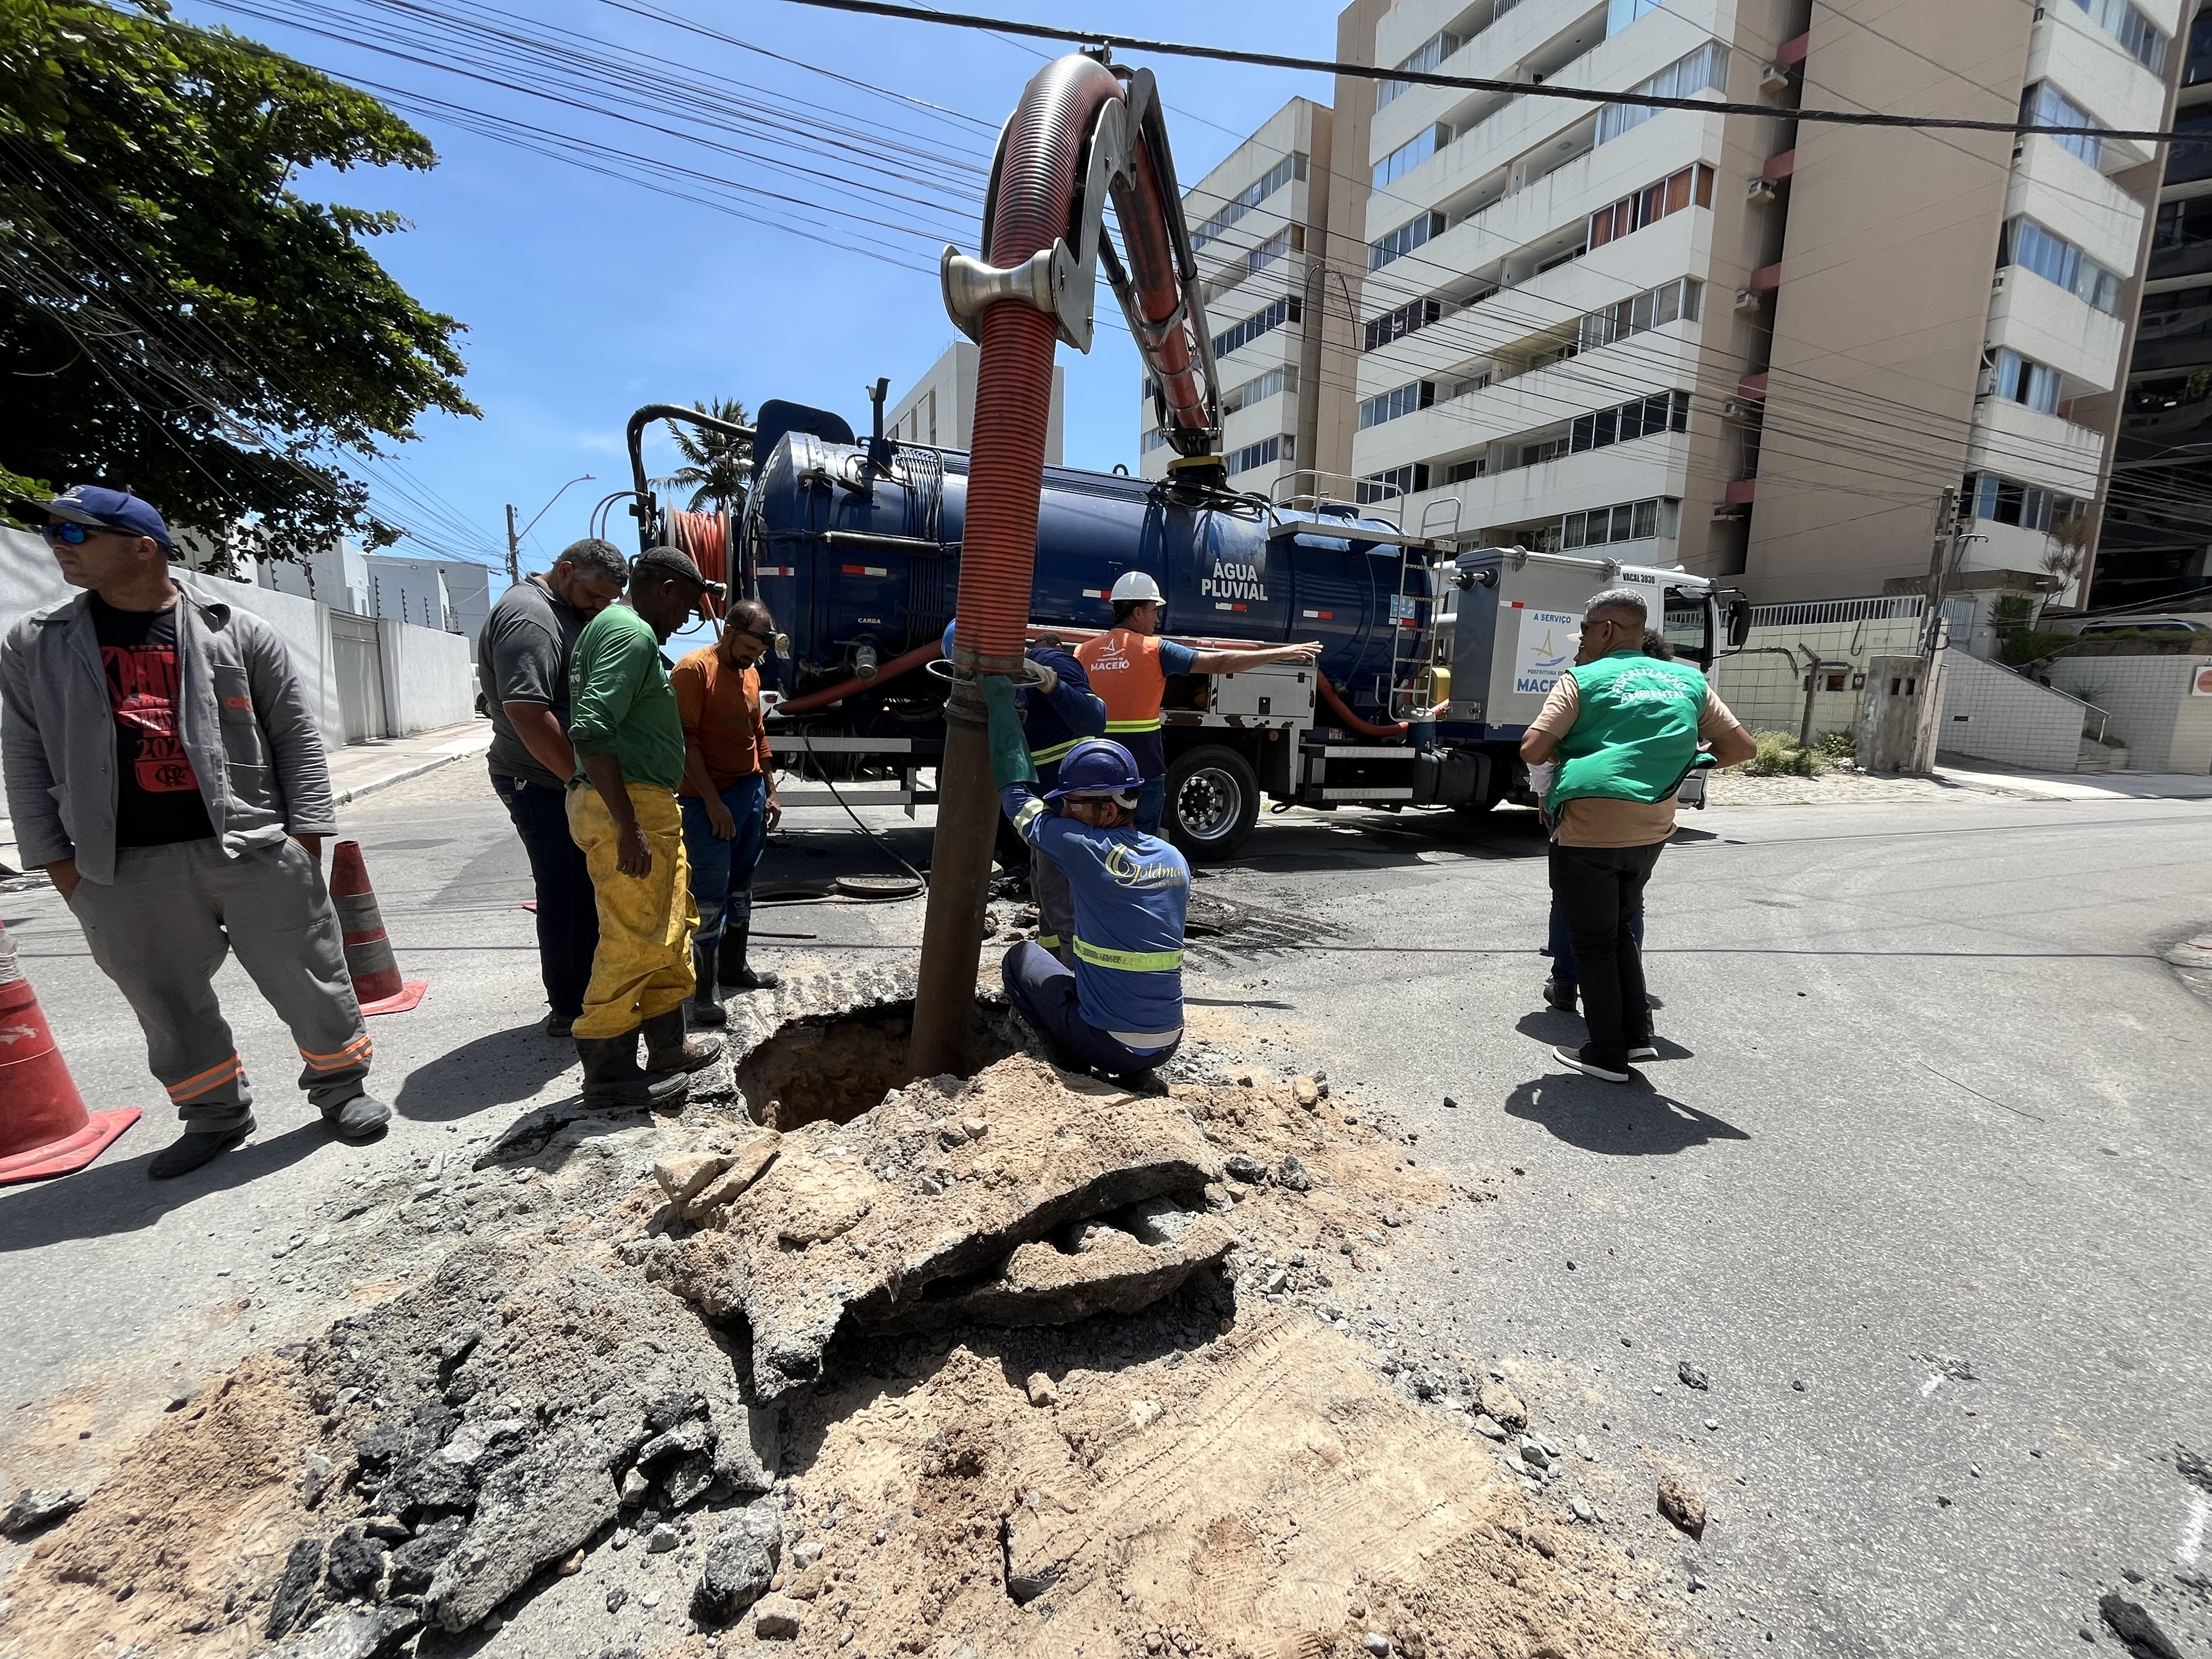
[{"xmin": 744, "ymin": 428, "xmax": 1431, "ymax": 724}]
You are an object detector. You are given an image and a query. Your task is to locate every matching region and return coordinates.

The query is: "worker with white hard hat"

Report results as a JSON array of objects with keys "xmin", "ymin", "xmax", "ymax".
[{"xmin": 1074, "ymin": 570, "xmax": 1322, "ymax": 834}]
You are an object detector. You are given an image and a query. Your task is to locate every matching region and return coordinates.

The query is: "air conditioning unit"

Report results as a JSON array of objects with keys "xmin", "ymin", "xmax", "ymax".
[
  {"xmin": 1720, "ymin": 397, "xmax": 1752, "ymax": 420},
  {"xmin": 1734, "ymin": 287, "xmax": 1763, "ymax": 313},
  {"xmin": 1760, "ymin": 61, "xmax": 1791, "ymax": 93},
  {"xmin": 1746, "ymin": 177, "xmax": 1779, "ymax": 204}
]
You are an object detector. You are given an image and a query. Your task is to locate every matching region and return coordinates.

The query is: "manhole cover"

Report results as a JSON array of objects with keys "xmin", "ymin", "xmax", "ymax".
[{"xmin": 836, "ymin": 874, "xmax": 924, "ymax": 900}]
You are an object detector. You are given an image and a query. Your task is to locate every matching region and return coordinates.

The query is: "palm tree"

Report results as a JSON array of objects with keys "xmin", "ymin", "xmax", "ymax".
[{"xmin": 656, "ymin": 397, "xmax": 754, "ymax": 514}]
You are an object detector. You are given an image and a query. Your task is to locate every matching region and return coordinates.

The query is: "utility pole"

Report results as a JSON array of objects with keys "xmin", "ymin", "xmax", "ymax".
[
  {"xmin": 1920, "ymin": 487, "xmax": 1963, "ymax": 656},
  {"xmin": 504, "ymin": 503, "xmax": 521, "ymax": 589}
]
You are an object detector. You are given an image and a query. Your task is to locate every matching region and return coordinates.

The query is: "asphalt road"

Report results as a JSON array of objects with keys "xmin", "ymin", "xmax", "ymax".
[{"xmin": 2, "ymin": 766, "xmax": 2207, "ymax": 1657}]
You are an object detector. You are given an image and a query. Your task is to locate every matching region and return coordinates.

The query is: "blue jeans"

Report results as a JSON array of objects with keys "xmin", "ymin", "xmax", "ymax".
[
  {"xmin": 492, "ymin": 772, "xmax": 599, "ymax": 1019},
  {"xmin": 1547, "ymin": 895, "xmax": 1644, "ymax": 988},
  {"xmin": 1136, "ymin": 776, "xmax": 1167, "ymax": 836},
  {"xmin": 680, "ymin": 774, "xmax": 769, "ymax": 949},
  {"xmin": 1001, "ymin": 941, "xmax": 1180, "ymax": 1076}
]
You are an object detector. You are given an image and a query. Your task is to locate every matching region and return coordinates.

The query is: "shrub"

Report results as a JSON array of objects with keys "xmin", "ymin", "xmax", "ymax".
[
  {"xmin": 1815, "ymin": 730, "xmax": 1857, "ymax": 760},
  {"xmin": 1997, "ymin": 629, "xmax": 2076, "ymax": 667},
  {"xmin": 1739, "ymin": 730, "xmax": 1821, "ymax": 776}
]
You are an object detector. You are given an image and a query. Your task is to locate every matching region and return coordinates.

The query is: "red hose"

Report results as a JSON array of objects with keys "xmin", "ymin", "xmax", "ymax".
[
  {"xmin": 769, "ymin": 639, "xmax": 943, "ymax": 718},
  {"xmin": 953, "ymin": 55, "xmax": 1128, "ymax": 675},
  {"xmin": 1317, "ymin": 670, "xmax": 1409, "ymax": 739},
  {"xmin": 1122, "ymin": 140, "xmax": 1206, "ymax": 433}
]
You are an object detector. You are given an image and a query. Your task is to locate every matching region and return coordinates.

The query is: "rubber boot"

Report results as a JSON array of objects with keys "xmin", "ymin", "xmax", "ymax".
[
  {"xmin": 642, "ymin": 1007, "xmax": 723, "ymax": 1074},
  {"xmin": 576, "ymin": 1032, "xmax": 689, "ymax": 1109},
  {"xmin": 717, "ymin": 921, "xmax": 780, "ymax": 994},
  {"xmin": 688, "ymin": 942, "xmax": 727, "ymax": 1028}
]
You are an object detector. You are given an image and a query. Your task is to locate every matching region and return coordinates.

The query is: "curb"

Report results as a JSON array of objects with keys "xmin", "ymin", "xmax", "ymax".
[{"xmin": 332, "ymin": 741, "xmax": 489, "ymax": 809}]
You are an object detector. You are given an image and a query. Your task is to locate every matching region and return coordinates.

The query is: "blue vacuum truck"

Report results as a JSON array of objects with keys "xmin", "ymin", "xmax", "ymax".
[{"xmin": 626, "ymin": 390, "xmax": 1750, "ymax": 862}]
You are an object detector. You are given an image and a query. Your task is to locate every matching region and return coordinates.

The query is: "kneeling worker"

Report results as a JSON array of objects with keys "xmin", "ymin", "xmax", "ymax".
[{"xmin": 980, "ymin": 673, "xmax": 1189, "ymax": 1080}]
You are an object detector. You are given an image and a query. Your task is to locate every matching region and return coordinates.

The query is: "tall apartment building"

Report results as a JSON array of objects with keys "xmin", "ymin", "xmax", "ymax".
[
  {"xmin": 891, "ymin": 340, "xmax": 1064, "ymax": 464},
  {"xmin": 1138, "ymin": 98, "xmax": 1334, "ymax": 494},
  {"xmin": 2096, "ymin": 1, "xmax": 2212, "ymax": 606},
  {"xmin": 1294, "ymin": 0, "xmax": 2184, "ymax": 605}
]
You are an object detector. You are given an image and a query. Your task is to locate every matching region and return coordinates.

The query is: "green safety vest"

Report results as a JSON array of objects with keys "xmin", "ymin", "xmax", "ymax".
[{"xmin": 1544, "ymin": 650, "xmax": 1710, "ymax": 815}]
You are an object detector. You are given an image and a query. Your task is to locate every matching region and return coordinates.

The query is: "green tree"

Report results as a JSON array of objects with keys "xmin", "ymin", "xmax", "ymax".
[
  {"xmin": 657, "ymin": 398, "xmax": 754, "ymax": 514},
  {"xmin": 0, "ymin": 0, "xmax": 475, "ymax": 559}
]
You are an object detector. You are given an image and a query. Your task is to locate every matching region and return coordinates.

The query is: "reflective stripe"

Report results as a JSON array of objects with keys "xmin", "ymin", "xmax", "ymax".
[
  {"xmin": 299, "ymin": 1034, "xmax": 374, "ymax": 1072},
  {"xmin": 167, "ymin": 1056, "xmax": 243, "ymax": 1102},
  {"xmin": 1031, "ymin": 738, "xmax": 1080, "ymax": 764},
  {"xmin": 1037, "ymin": 933, "xmax": 1060, "ymax": 948},
  {"xmin": 1108, "ymin": 1026, "xmax": 1182, "ymax": 1050},
  {"xmin": 1074, "ymin": 938, "xmax": 1184, "ymax": 973},
  {"xmin": 1103, "ymin": 718, "xmax": 1163, "ymax": 733},
  {"xmin": 1014, "ymin": 798, "xmax": 1049, "ymax": 837}
]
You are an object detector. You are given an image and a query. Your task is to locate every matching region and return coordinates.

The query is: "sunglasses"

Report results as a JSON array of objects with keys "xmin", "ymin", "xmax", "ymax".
[{"xmin": 41, "ymin": 521, "xmax": 108, "ymax": 546}]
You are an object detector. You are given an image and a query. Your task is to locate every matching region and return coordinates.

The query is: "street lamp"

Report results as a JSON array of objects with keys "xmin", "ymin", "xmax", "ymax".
[{"xmin": 504, "ymin": 474, "xmax": 596, "ymax": 585}]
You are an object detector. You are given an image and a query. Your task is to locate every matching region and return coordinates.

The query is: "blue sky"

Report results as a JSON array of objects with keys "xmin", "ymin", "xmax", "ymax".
[{"xmin": 176, "ymin": 0, "xmax": 1338, "ymax": 596}]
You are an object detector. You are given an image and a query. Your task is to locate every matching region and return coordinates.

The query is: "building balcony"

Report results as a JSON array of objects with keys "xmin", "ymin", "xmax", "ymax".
[
  {"xmin": 2006, "ymin": 137, "xmax": 2146, "ymax": 280},
  {"xmin": 1985, "ymin": 267, "xmax": 2128, "ymax": 393},
  {"xmin": 1968, "ymin": 396, "xmax": 2109, "ymax": 497},
  {"xmin": 1370, "ymin": 429, "xmax": 1693, "ymax": 533},
  {"xmin": 2028, "ymin": 3, "xmax": 2173, "ymax": 155}
]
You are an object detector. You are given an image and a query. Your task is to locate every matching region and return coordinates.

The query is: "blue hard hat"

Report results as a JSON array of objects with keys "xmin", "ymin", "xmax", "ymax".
[
  {"xmin": 941, "ymin": 618, "xmax": 957, "ymax": 660},
  {"xmin": 1046, "ymin": 738, "xmax": 1145, "ymax": 800}
]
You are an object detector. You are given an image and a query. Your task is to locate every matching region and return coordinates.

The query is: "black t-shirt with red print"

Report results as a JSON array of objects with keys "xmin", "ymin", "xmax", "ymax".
[{"xmin": 90, "ymin": 596, "xmax": 216, "ymax": 847}]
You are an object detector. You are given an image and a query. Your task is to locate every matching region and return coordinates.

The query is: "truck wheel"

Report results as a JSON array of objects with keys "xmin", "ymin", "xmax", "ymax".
[{"xmin": 1165, "ymin": 745, "xmax": 1260, "ymax": 861}]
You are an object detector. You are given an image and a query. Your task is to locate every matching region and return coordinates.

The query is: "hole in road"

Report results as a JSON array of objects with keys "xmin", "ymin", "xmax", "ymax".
[{"xmin": 737, "ymin": 996, "xmax": 1023, "ymax": 1132}]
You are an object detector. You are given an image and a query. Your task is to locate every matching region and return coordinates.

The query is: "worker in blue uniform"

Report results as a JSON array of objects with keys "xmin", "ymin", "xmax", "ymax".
[
  {"xmin": 944, "ymin": 620, "xmax": 1105, "ymax": 967},
  {"xmin": 980, "ymin": 673, "xmax": 1190, "ymax": 1081}
]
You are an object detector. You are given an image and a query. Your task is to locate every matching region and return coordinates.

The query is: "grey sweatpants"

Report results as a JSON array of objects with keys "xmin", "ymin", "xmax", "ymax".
[{"xmin": 66, "ymin": 837, "xmax": 372, "ymax": 1132}]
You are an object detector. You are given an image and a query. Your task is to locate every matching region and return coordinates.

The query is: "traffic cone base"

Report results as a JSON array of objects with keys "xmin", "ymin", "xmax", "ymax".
[
  {"xmin": 0, "ymin": 1106, "xmax": 140, "ymax": 1187},
  {"xmin": 359, "ymin": 979, "xmax": 428, "ymax": 1017}
]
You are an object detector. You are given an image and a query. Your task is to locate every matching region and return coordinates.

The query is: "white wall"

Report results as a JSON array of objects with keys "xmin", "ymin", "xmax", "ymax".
[
  {"xmin": 1713, "ymin": 613, "xmax": 1926, "ymax": 736},
  {"xmin": 377, "ymin": 618, "xmax": 477, "ymax": 736},
  {"xmin": 2048, "ymin": 655, "xmax": 2212, "ymax": 774},
  {"xmin": 1938, "ymin": 648, "xmax": 2088, "ymax": 770}
]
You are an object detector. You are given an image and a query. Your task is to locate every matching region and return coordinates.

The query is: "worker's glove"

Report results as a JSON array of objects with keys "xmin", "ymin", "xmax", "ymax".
[
  {"xmin": 1028, "ymin": 659, "xmax": 1059, "ymax": 697},
  {"xmin": 1526, "ymin": 760, "xmax": 1557, "ymax": 800},
  {"xmin": 979, "ymin": 675, "xmax": 1039, "ymax": 791}
]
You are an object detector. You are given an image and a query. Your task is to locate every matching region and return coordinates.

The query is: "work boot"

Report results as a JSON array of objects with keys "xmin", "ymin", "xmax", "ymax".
[
  {"xmin": 688, "ymin": 943, "xmax": 727, "ymax": 1028},
  {"xmin": 716, "ymin": 923, "xmax": 780, "ymax": 994},
  {"xmin": 148, "ymin": 1118, "xmax": 255, "ymax": 1180},
  {"xmin": 642, "ymin": 1008, "xmax": 723, "ymax": 1074},
  {"xmin": 1541, "ymin": 978, "xmax": 1578, "ymax": 1013},
  {"xmin": 575, "ymin": 1033, "xmax": 689, "ymax": 1110},
  {"xmin": 323, "ymin": 1091, "xmax": 392, "ymax": 1140}
]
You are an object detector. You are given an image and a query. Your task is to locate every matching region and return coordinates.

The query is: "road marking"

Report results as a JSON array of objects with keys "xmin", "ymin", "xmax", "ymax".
[
  {"xmin": 2182, "ymin": 1494, "xmax": 2209, "ymax": 1565},
  {"xmin": 1920, "ymin": 1374, "xmax": 1942, "ymax": 1396}
]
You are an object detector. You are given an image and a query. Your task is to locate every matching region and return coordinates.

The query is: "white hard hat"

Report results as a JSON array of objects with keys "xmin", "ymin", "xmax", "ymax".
[{"xmin": 1109, "ymin": 570, "xmax": 1165, "ymax": 603}]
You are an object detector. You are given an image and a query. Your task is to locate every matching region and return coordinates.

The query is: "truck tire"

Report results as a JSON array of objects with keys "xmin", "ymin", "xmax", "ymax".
[{"xmin": 1165, "ymin": 745, "xmax": 1260, "ymax": 862}]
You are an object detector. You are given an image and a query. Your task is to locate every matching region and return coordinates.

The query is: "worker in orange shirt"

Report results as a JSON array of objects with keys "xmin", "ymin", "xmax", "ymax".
[
  {"xmin": 1075, "ymin": 571, "xmax": 1322, "ymax": 833},
  {"xmin": 672, "ymin": 597, "xmax": 784, "ymax": 1028}
]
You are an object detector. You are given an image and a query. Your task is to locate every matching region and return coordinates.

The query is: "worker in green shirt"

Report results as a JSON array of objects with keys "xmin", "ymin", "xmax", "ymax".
[{"xmin": 566, "ymin": 546, "xmax": 725, "ymax": 1105}]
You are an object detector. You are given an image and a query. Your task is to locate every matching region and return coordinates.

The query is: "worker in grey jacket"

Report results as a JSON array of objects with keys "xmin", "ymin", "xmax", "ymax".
[{"xmin": 0, "ymin": 487, "xmax": 390, "ymax": 1178}]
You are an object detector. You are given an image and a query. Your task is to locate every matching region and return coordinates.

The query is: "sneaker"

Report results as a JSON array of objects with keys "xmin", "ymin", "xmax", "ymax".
[
  {"xmin": 1541, "ymin": 979, "xmax": 1578, "ymax": 1013},
  {"xmin": 148, "ymin": 1118, "xmax": 254, "ymax": 1180},
  {"xmin": 1551, "ymin": 1043, "xmax": 1632, "ymax": 1084},
  {"xmin": 325, "ymin": 1091, "xmax": 392, "ymax": 1139},
  {"xmin": 1627, "ymin": 1045, "xmax": 1660, "ymax": 1063}
]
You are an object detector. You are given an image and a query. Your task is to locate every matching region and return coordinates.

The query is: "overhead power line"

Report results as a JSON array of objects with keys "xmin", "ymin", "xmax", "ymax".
[{"xmin": 766, "ymin": 0, "xmax": 2200, "ymax": 145}]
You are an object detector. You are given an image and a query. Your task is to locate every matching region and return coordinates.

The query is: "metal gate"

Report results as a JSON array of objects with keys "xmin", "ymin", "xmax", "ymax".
[{"xmin": 330, "ymin": 611, "xmax": 386, "ymax": 743}]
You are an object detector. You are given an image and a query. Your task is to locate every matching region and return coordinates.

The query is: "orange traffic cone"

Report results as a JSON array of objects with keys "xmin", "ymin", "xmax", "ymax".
[
  {"xmin": 0, "ymin": 918, "xmax": 138, "ymax": 1184},
  {"xmin": 330, "ymin": 840, "xmax": 427, "ymax": 1015}
]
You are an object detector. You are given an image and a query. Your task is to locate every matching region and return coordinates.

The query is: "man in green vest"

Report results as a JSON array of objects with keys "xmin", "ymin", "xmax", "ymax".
[{"xmin": 1521, "ymin": 589, "xmax": 1754, "ymax": 1082}]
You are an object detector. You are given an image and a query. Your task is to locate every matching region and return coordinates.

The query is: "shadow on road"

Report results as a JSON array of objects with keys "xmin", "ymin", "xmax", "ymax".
[
  {"xmin": 1502, "ymin": 1077, "xmax": 1749, "ymax": 1154},
  {"xmin": 394, "ymin": 1023, "xmax": 578, "ymax": 1122},
  {"xmin": 0, "ymin": 1121, "xmax": 325, "ymax": 1252}
]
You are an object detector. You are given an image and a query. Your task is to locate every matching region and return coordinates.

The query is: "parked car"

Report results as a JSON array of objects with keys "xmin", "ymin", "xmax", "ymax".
[{"xmin": 2074, "ymin": 616, "xmax": 2202, "ymax": 636}]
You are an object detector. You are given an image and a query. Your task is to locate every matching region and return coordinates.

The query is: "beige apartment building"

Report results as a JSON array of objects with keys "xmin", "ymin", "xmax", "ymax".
[{"xmin": 1157, "ymin": 0, "xmax": 2187, "ymax": 604}]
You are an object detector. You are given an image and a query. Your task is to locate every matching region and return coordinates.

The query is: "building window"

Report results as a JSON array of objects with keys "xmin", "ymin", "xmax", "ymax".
[
  {"xmin": 1570, "ymin": 389, "xmax": 1690, "ymax": 453},
  {"xmin": 1141, "ymin": 426, "xmax": 1172, "ymax": 453},
  {"xmin": 1447, "ymin": 456, "xmax": 1489, "ymax": 483},
  {"xmin": 1596, "ymin": 43, "xmax": 1729, "ymax": 145},
  {"xmin": 1190, "ymin": 153, "xmax": 1308, "ymax": 251},
  {"xmin": 1520, "ymin": 437, "xmax": 1569, "ymax": 467},
  {"xmin": 2021, "ymin": 82, "xmax": 2103, "ymax": 168},
  {"xmin": 1223, "ymin": 365, "xmax": 1296, "ymax": 416},
  {"xmin": 1228, "ymin": 435, "xmax": 1293, "ymax": 476},
  {"xmin": 1213, "ymin": 296, "xmax": 1303, "ymax": 360},
  {"xmin": 1370, "ymin": 210, "xmax": 1447, "ymax": 270},
  {"xmin": 1363, "ymin": 296, "xmax": 1444, "ymax": 352},
  {"xmin": 1356, "ymin": 462, "xmax": 1429, "ymax": 503},
  {"xmin": 1990, "ymin": 349, "xmax": 2062, "ymax": 414},
  {"xmin": 1374, "ymin": 124, "xmax": 1451, "ymax": 191},
  {"xmin": 2072, "ymin": 0, "xmax": 2168, "ymax": 74},
  {"xmin": 1560, "ymin": 496, "xmax": 1672, "ymax": 548},
  {"xmin": 1358, "ymin": 380, "xmax": 1437, "ymax": 429},
  {"xmin": 1378, "ymin": 29, "xmax": 1462, "ymax": 109},
  {"xmin": 1965, "ymin": 471, "xmax": 2075, "ymax": 531},
  {"xmin": 1606, "ymin": 0, "xmax": 1663, "ymax": 33},
  {"xmin": 2002, "ymin": 217, "xmax": 2124, "ymax": 314},
  {"xmin": 1587, "ymin": 163, "xmax": 1715, "ymax": 250},
  {"xmin": 1577, "ymin": 277, "xmax": 1702, "ymax": 352},
  {"xmin": 1450, "ymin": 370, "xmax": 1493, "ymax": 399}
]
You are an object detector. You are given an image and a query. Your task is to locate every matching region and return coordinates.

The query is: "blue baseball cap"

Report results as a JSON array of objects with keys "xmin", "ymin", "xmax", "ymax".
[{"xmin": 17, "ymin": 486, "xmax": 173, "ymax": 550}]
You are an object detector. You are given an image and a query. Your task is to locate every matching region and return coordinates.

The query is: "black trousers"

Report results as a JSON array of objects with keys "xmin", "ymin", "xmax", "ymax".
[
  {"xmin": 1548, "ymin": 839, "xmax": 1664, "ymax": 1070},
  {"xmin": 492, "ymin": 772, "xmax": 600, "ymax": 1020}
]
